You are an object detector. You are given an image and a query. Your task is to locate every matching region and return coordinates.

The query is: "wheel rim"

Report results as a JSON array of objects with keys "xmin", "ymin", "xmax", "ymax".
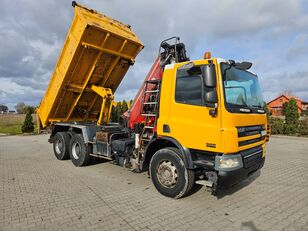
[
  {"xmin": 72, "ymin": 142, "xmax": 81, "ymax": 160},
  {"xmin": 55, "ymin": 139, "xmax": 63, "ymax": 155},
  {"xmin": 156, "ymin": 160, "xmax": 178, "ymax": 188}
]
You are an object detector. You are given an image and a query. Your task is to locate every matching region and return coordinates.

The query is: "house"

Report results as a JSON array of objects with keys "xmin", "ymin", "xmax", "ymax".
[
  {"xmin": 267, "ymin": 94, "xmax": 308, "ymax": 116},
  {"xmin": 0, "ymin": 110, "xmax": 16, "ymax": 114}
]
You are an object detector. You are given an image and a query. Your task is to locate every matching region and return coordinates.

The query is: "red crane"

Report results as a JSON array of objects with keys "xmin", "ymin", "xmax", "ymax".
[{"xmin": 122, "ymin": 37, "xmax": 189, "ymax": 132}]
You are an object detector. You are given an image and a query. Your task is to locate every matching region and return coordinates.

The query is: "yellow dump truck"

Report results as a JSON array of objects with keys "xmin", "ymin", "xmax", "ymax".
[
  {"xmin": 37, "ymin": 2, "xmax": 269, "ymax": 198},
  {"xmin": 37, "ymin": 1, "xmax": 143, "ymax": 129}
]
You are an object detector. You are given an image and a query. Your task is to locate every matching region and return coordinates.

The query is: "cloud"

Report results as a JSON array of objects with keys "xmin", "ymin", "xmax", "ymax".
[
  {"xmin": 286, "ymin": 33, "xmax": 308, "ymax": 59},
  {"xmin": 0, "ymin": 0, "xmax": 308, "ymax": 109},
  {"xmin": 261, "ymin": 71, "xmax": 308, "ymax": 101}
]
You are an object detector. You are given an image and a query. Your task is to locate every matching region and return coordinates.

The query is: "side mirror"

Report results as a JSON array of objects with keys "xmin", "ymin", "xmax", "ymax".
[
  {"xmin": 234, "ymin": 61, "xmax": 252, "ymax": 70},
  {"xmin": 202, "ymin": 63, "xmax": 217, "ymax": 87},
  {"xmin": 204, "ymin": 89, "xmax": 218, "ymax": 104},
  {"xmin": 205, "ymin": 89, "xmax": 218, "ymax": 117}
]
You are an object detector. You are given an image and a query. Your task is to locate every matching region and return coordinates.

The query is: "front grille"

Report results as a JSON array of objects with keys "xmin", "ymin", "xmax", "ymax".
[
  {"xmin": 237, "ymin": 125, "xmax": 264, "ymax": 137},
  {"xmin": 240, "ymin": 146, "xmax": 263, "ymax": 169},
  {"xmin": 237, "ymin": 125, "xmax": 266, "ymax": 147},
  {"xmin": 239, "ymin": 137, "xmax": 265, "ymax": 146}
]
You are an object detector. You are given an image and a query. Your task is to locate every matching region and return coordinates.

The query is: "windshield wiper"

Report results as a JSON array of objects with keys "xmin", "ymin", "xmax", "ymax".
[
  {"xmin": 251, "ymin": 104, "xmax": 263, "ymax": 108},
  {"xmin": 227, "ymin": 102, "xmax": 252, "ymax": 111},
  {"xmin": 232, "ymin": 102, "xmax": 264, "ymax": 113},
  {"xmin": 247, "ymin": 104, "xmax": 266, "ymax": 113}
]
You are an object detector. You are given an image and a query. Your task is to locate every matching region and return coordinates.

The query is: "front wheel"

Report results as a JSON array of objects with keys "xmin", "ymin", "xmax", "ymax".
[
  {"xmin": 69, "ymin": 134, "xmax": 91, "ymax": 167},
  {"xmin": 149, "ymin": 147, "xmax": 195, "ymax": 198}
]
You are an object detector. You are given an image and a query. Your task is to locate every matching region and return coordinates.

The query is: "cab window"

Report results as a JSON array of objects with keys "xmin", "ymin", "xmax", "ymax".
[{"xmin": 175, "ymin": 73, "xmax": 203, "ymax": 106}]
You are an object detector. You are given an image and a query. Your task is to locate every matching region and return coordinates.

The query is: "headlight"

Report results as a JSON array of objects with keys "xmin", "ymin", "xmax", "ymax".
[
  {"xmin": 219, "ymin": 158, "xmax": 240, "ymax": 168},
  {"xmin": 215, "ymin": 155, "xmax": 243, "ymax": 170}
]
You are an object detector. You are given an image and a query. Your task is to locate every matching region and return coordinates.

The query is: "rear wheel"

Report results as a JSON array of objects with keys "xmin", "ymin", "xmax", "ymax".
[
  {"xmin": 53, "ymin": 132, "xmax": 70, "ymax": 160},
  {"xmin": 150, "ymin": 147, "xmax": 195, "ymax": 198},
  {"xmin": 69, "ymin": 134, "xmax": 91, "ymax": 167}
]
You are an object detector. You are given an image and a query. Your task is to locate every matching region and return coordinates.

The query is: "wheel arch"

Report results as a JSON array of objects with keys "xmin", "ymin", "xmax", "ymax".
[
  {"xmin": 142, "ymin": 136, "xmax": 194, "ymax": 171},
  {"xmin": 49, "ymin": 123, "xmax": 93, "ymax": 143}
]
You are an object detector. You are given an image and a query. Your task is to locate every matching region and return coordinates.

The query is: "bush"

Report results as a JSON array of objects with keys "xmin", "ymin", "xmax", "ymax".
[
  {"xmin": 22, "ymin": 108, "xmax": 34, "ymax": 133},
  {"xmin": 299, "ymin": 118, "xmax": 308, "ymax": 136},
  {"xmin": 301, "ymin": 110, "xmax": 308, "ymax": 117},
  {"xmin": 284, "ymin": 124, "xmax": 297, "ymax": 135},
  {"xmin": 269, "ymin": 117, "xmax": 284, "ymax": 134},
  {"xmin": 284, "ymin": 99, "xmax": 300, "ymax": 135}
]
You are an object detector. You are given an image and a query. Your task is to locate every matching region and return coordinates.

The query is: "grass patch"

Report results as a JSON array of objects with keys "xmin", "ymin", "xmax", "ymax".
[
  {"xmin": 0, "ymin": 114, "xmax": 37, "ymax": 135},
  {"xmin": 0, "ymin": 123, "xmax": 22, "ymax": 135}
]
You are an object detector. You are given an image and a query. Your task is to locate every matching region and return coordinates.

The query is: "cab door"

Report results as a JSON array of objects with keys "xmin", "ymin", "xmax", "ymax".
[{"xmin": 161, "ymin": 61, "xmax": 221, "ymax": 152}]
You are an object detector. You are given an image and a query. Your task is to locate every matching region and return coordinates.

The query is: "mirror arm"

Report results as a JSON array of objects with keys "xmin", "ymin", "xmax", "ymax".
[{"xmin": 209, "ymin": 103, "xmax": 218, "ymax": 117}]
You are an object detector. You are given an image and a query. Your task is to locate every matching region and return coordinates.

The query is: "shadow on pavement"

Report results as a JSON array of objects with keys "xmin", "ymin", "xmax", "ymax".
[
  {"xmin": 241, "ymin": 221, "xmax": 263, "ymax": 231},
  {"xmin": 185, "ymin": 170, "xmax": 261, "ymax": 198},
  {"xmin": 88, "ymin": 157, "xmax": 111, "ymax": 166},
  {"xmin": 185, "ymin": 184, "xmax": 204, "ymax": 197},
  {"xmin": 82, "ymin": 158, "xmax": 262, "ymax": 199},
  {"xmin": 215, "ymin": 170, "xmax": 261, "ymax": 199}
]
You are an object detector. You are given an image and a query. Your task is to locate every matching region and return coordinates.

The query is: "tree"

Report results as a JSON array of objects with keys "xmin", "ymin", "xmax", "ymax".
[
  {"xmin": 109, "ymin": 100, "xmax": 133, "ymax": 122},
  {"xmin": 115, "ymin": 102, "xmax": 122, "ymax": 121},
  {"xmin": 15, "ymin": 102, "xmax": 26, "ymax": 114},
  {"xmin": 109, "ymin": 102, "xmax": 123, "ymax": 122},
  {"xmin": 264, "ymin": 103, "xmax": 271, "ymax": 119},
  {"xmin": 0, "ymin": 104, "xmax": 8, "ymax": 113},
  {"xmin": 110, "ymin": 104, "xmax": 118, "ymax": 122},
  {"xmin": 14, "ymin": 103, "xmax": 36, "ymax": 114},
  {"xmin": 298, "ymin": 118, "xmax": 308, "ymax": 136},
  {"xmin": 282, "ymin": 102, "xmax": 288, "ymax": 116},
  {"xmin": 269, "ymin": 117, "xmax": 284, "ymax": 134},
  {"xmin": 284, "ymin": 99, "xmax": 299, "ymax": 135},
  {"xmin": 22, "ymin": 107, "xmax": 34, "ymax": 133},
  {"xmin": 129, "ymin": 99, "xmax": 134, "ymax": 108},
  {"xmin": 26, "ymin": 106, "xmax": 35, "ymax": 114},
  {"xmin": 122, "ymin": 100, "xmax": 128, "ymax": 114}
]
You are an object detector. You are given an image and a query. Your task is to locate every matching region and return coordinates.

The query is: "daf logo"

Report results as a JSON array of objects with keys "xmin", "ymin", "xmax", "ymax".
[{"xmin": 206, "ymin": 143, "xmax": 216, "ymax": 148}]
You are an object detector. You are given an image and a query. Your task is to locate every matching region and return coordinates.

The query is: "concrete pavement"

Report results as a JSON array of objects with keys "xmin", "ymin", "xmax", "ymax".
[{"xmin": 0, "ymin": 134, "xmax": 307, "ymax": 231}]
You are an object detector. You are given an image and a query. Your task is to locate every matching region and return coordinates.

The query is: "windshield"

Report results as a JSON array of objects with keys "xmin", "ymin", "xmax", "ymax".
[{"xmin": 221, "ymin": 63, "xmax": 264, "ymax": 112}]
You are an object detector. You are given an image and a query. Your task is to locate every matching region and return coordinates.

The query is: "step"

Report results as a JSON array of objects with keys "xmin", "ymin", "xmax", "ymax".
[
  {"xmin": 145, "ymin": 90, "xmax": 160, "ymax": 93},
  {"xmin": 90, "ymin": 153, "xmax": 113, "ymax": 160},
  {"xmin": 141, "ymin": 138, "xmax": 151, "ymax": 142},
  {"xmin": 141, "ymin": 114, "xmax": 157, "ymax": 117},
  {"xmin": 195, "ymin": 180, "xmax": 214, "ymax": 187},
  {"xmin": 143, "ymin": 102, "xmax": 158, "ymax": 105},
  {"xmin": 146, "ymin": 80, "xmax": 161, "ymax": 84}
]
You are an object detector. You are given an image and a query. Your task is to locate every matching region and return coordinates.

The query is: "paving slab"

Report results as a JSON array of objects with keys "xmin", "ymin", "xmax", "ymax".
[{"xmin": 0, "ymin": 135, "xmax": 307, "ymax": 230}]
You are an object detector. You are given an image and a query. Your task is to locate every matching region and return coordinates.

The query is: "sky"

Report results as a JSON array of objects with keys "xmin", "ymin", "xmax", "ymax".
[{"xmin": 0, "ymin": 0, "xmax": 308, "ymax": 110}]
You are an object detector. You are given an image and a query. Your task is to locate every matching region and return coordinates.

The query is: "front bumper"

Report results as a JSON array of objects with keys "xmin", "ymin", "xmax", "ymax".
[
  {"xmin": 218, "ymin": 157, "xmax": 264, "ymax": 188},
  {"xmin": 215, "ymin": 146, "xmax": 265, "ymax": 188}
]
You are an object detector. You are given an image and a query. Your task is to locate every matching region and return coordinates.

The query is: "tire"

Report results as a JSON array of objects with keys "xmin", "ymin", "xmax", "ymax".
[
  {"xmin": 149, "ymin": 147, "xmax": 195, "ymax": 199},
  {"xmin": 67, "ymin": 130, "xmax": 76, "ymax": 139},
  {"xmin": 53, "ymin": 132, "xmax": 70, "ymax": 160},
  {"xmin": 69, "ymin": 134, "xmax": 91, "ymax": 167}
]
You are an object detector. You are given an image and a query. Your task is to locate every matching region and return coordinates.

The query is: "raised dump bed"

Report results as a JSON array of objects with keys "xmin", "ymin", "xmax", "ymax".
[{"xmin": 37, "ymin": 2, "xmax": 143, "ymax": 129}]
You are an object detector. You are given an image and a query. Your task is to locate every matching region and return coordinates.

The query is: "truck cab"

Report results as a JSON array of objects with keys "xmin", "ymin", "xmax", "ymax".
[{"xmin": 150, "ymin": 56, "xmax": 269, "ymax": 192}]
